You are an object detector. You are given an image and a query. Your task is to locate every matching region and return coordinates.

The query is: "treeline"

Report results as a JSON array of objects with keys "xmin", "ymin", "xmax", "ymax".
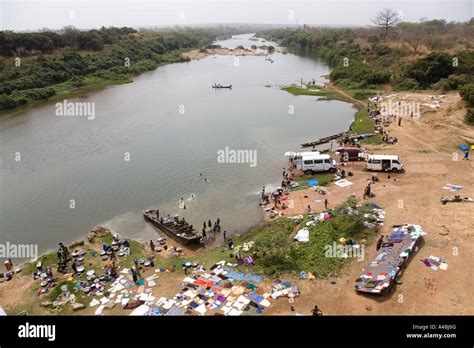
[
  {"xmin": 0, "ymin": 27, "xmax": 231, "ymax": 110},
  {"xmin": 0, "ymin": 26, "xmax": 138, "ymax": 56},
  {"xmin": 257, "ymin": 19, "xmax": 474, "ymax": 123}
]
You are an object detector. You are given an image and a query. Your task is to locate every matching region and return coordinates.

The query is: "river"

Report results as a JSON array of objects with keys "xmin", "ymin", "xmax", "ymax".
[{"xmin": 0, "ymin": 34, "xmax": 355, "ymax": 261}]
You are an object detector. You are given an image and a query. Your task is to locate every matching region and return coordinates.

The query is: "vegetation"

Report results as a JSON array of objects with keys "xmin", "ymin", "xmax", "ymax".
[
  {"xmin": 460, "ymin": 83, "xmax": 474, "ymax": 106},
  {"xmin": 465, "ymin": 108, "xmax": 474, "ymax": 125},
  {"xmin": 282, "ymin": 85, "xmax": 350, "ymax": 102},
  {"xmin": 257, "ymin": 18, "xmax": 474, "ymax": 92},
  {"xmin": 292, "ymin": 173, "xmax": 334, "ymax": 190},
  {"xmin": 232, "ymin": 197, "xmax": 377, "ymax": 277}
]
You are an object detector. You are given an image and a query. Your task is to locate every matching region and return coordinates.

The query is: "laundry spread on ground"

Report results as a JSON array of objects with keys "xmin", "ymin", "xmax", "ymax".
[
  {"xmin": 271, "ymin": 278, "xmax": 300, "ymax": 300},
  {"xmin": 88, "ymin": 262, "xmax": 271, "ymax": 316},
  {"xmin": 334, "ymin": 179, "xmax": 353, "ymax": 187},
  {"xmin": 421, "ymin": 255, "xmax": 448, "ymax": 271},
  {"xmin": 140, "ymin": 262, "xmax": 270, "ymax": 316},
  {"xmin": 294, "ymin": 228, "xmax": 310, "ymax": 242},
  {"xmin": 442, "ymin": 184, "xmax": 463, "ymax": 192},
  {"xmin": 355, "ymin": 224, "xmax": 426, "ymax": 295}
]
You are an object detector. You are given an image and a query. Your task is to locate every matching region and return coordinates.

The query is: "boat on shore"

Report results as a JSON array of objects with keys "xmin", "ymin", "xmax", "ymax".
[
  {"xmin": 143, "ymin": 209, "xmax": 202, "ymax": 245},
  {"xmin": 301, "ymin": 132, "xmax": 346, "ymax": 148}
]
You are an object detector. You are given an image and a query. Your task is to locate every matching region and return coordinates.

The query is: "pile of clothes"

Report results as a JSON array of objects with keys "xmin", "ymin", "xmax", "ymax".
[
  {"xmin": 305, "ymin": 211, "xmax": 333, "ymax": 227},
  {"xmin": 271, "ymin": 278, "xmax": 300, "ymax": 299},
  {"xmin": 363, "ymin": 204, "xmax": 386, "ymax": 229}
]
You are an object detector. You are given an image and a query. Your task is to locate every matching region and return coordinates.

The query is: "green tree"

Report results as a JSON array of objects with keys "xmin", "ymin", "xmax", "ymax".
[{"xmin": 460, "ymin": 83, "xmax": 474, "ymax": 106}]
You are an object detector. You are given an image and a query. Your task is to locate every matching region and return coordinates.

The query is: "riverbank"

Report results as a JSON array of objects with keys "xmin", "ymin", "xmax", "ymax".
[
  {"xmin": 2, "ymin": 86, "xmax": 472, "ymax": 316},
  {"xmin": 262, "ymin": 89, "xmax": 474, "ymax": 315}
]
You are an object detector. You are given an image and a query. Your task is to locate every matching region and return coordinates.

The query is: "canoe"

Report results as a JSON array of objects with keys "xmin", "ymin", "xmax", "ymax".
[
  {"xmin": 212, "ymin": 85, "xmax": 232, "ymax": 89},
  {"xmin": 143, "ymin": 210, "xmax": 202, "ymax": 246},
  {"xmin": 301, "ymin": 132, "xmax": 346, "ymax": 148}
]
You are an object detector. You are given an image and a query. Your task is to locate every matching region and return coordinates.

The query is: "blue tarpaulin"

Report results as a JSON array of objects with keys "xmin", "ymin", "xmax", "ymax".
[{"xmin": 307, "ymin": 179, "xmax": 319, "ymax": 187}]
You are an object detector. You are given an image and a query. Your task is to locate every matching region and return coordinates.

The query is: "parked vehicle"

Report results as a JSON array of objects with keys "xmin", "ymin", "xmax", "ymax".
[
  {"xmin": 366, "ymin": 155, "xmax": 404, "ymax": 172},
  {"xmin": 335, "ymin": 146, "xmax": 363, "ymax": 161},
  {"xmin": 295, "ymin": 153, "xmax": 336, "ymax": 174}
]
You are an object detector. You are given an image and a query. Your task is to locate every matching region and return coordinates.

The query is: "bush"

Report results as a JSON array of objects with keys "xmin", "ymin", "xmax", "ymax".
[
  {"xmin": 0, "ymin": 95, "xmax": 17, "ymax": 109},
  {"xmin": 460, "ymin": 83, "xmax": 474, "ymax": 106},
  {"xmin": 403, "ymin": 52, "xmax": 455, "ymax": 88},
  {"xmin": 393, "ymin": 76, "xmax": 419, "ymax": 90},
  {"xmin": 465, "ymin": 108, "xmax": 474, "ymax": 125},
  {"xmin": 432, "ymin": 74, "xmax": 470, "ymax": 91}
]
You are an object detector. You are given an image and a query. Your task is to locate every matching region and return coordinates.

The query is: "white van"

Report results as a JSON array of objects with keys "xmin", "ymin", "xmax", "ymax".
[
  {"xmin": 297, "ymin": 154, "xmax": 336, "ymax": 174},
  {"xmin": 367, "ymin": 155, "xmax": 404, "ymax": 172}
]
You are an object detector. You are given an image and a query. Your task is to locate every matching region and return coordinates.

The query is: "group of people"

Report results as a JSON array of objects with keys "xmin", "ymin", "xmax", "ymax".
[
  {"xmin": 280, "ymin": 167, "xmax": 294, "ymax": 188},
  {"xmin": 201, "ymin": 218, "xmax": 222, "ymax": 242},
  {"xmin": 57, "ymin": 242, "xmax": 71, "ymax": 273}
]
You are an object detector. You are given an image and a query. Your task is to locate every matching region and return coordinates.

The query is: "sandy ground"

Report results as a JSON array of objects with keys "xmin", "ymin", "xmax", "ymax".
[
  {"xmin": 263, "ymin": 91, "xmax": 474, "ymax": 315},
  {"xmin": 182, "ymin": 48, "xmax": 267, "ymax": 60}
]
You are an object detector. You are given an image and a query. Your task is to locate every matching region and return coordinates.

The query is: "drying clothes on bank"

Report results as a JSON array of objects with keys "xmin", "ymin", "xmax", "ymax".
[
  {"xmin": 294, "ymin": 228, "xmax": 310, "ymax": 243},
  {"xmin": 355, "ymin": 224, "xmax": 426, "ymax": 295},
  {"xmin": 125, "ymin": 262, "xmax": 272, "ymax": 316},
  {"xmin": 442, "ymin": 184, "xmax": 463, "ymax": 192},
  {"xmin": 421, "ymin": 255, "xmax": 448, "ymax": 271},
  {"xmin": 334, "ymin": 179, "xmax": 353, "ymax": 187},
  {"xmin": 271, "ymin": 278, "xmax": 300, "ymax": 299}
]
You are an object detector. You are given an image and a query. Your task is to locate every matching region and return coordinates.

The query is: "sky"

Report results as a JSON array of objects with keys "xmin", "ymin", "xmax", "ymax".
[{"xmin": 1, "ymin": 0, "xmax": 473, "ymax": 31}]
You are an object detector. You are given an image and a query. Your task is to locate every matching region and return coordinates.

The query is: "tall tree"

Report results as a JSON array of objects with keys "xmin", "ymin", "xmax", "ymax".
[{"xmin": 371, "ymin": 8, "xmax": 401, "ymax": 39}]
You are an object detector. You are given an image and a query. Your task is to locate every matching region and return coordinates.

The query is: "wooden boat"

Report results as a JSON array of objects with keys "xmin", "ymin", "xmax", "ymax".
[
  {"xmin": 143, "ymin": 210, "xmax": 202, "ymax": 245},
  {"xmin": 301, "ymin": 132, "xmax": 346, "ymax": 148},
  {"xmin": 212, "ymin": 84, "xmax": 232, "ymax": 89}
]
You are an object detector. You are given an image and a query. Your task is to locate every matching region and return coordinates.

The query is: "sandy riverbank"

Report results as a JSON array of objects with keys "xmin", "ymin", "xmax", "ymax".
[
  {"xmin": 262, "ymin": 90, "xmax": 474, "ymax": 314},
  {"xmin": 182, "ymin": 48, "xmax": 268, "ymax": 60}
]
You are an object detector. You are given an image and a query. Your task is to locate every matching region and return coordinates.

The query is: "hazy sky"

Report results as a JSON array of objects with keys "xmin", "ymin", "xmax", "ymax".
[{"xmin": 1, "ymin": 0, "xmax": 473, "ymax": 31}]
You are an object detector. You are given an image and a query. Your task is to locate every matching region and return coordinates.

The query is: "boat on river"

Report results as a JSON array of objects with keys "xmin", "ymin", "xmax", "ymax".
[
  {"xmin": 143, "ymin": 209, "xmax": 202, "ymax": 245},
  {"xmin": 212, "ymin": 84, "xmax": 232, "ymax": 89}
]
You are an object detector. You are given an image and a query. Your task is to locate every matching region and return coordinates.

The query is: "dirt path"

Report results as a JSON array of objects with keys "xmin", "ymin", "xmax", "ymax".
[{"xmin": 326, "ymin": 83, "xmax": 365, "ymax": 107}]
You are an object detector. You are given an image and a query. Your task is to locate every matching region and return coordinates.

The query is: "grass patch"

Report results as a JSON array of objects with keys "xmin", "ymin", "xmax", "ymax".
[
  {"xmin": 188, "ymin": 198, "xmax": 379, "ymax": 278},
  {"xmin": 45, "ymin": 280, "xmax": 75, "ymax": 302},
  {"xmin": 282, "ymin": 85, "xmax": 350, "ymax": 102},
  {"xmin": 292, "ymin": 173, "xmax": 334, "ymax": 190},
  {"xmin": 349, "ymin": 108, "xmax": 383, "ymax": 144},
  {"xmin": 344, "ymin": 89, "xmax": 379, "ymax": 101},
  {"xmin": 242, "ymin": 197, "xmax": 377, "ymax": 277}
]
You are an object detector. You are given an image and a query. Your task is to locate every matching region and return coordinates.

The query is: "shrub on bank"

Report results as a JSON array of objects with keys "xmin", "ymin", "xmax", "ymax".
[
  {"xmin": 465, "ymin": 108, "xmax": 474, "ymax": 125},
  {"xmin": 460, "ymin": 83, "xmax": 474, "ymax": 106}
]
